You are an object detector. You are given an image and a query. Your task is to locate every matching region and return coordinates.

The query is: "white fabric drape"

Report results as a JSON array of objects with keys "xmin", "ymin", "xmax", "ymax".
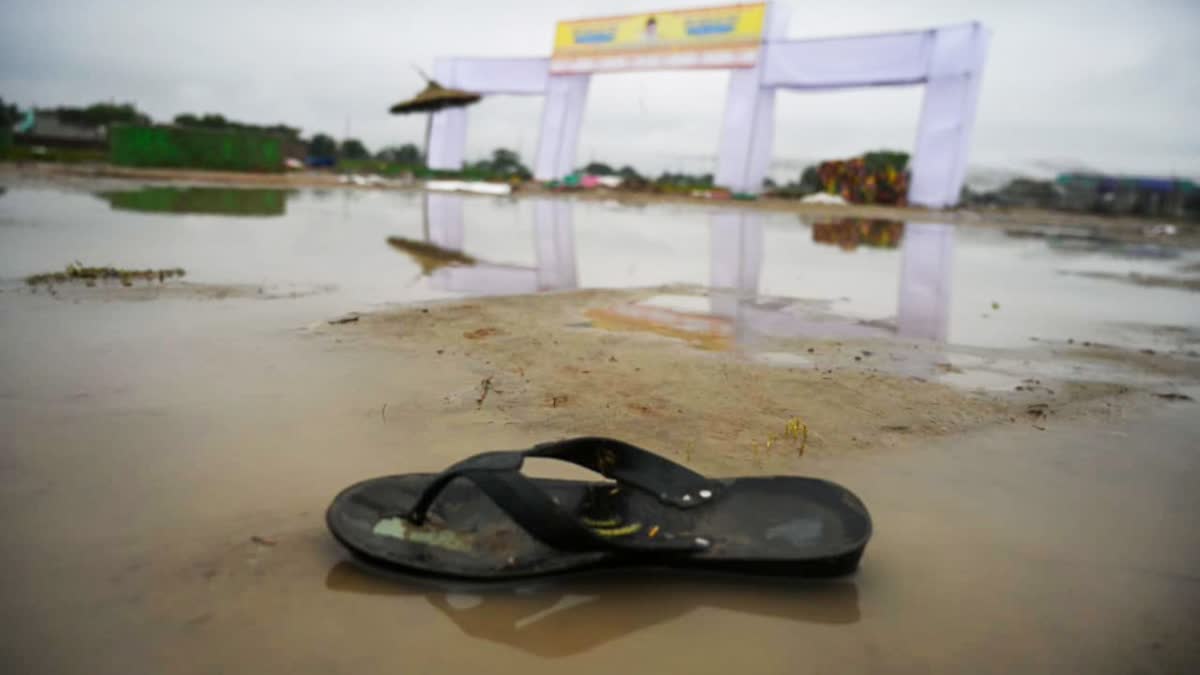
[
  {"xmin": 436, "ymin": 57, "xmax": 550, "ymax": 95},
  {"xmin": 426, "ymin": 59, "xmax": 470, "ymax": 171},
  {"xmin": 426, "ymin": 57, "xmax": 550, "ymax": 170},
  {"xmin": 908, "ymin": 23, "xmax": 989, "ymax": 208},
  {"xmin": 533, "ymin": 74, "xmax": 591, "ymax": 181},
  {"xmin": 762, "ymin": 31, "xmax": 933, "ymax": 90},
  {"xmin": 715, "ymin": 65, "xmax": 776, "ymax": 194},
  {"xmin": 758, "ymin": 22, "xmax": 988, "ymax": 206}
]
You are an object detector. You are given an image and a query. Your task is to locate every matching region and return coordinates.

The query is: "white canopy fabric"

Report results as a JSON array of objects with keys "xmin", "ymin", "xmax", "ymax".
[
  {"xmin": 908, "ymin": 24, "xmax": 990, "ymax": 207},
  {"xmin": 532, "ymin": 74, "xmax": 591, "ymax": 181},
  {"xmin": 717, "ymin": 21, "xmax": 989, "ymax": 205},
  {"xmin": 425, "ymin": 10, "xmax": 989, "ymax": 208},
  {"xmin": 426, "ymin": 57, "xmax": 550, "ymax": 172},
  {"xmin": 761, "ymin": 30, "xmax": 932, "ymax": 89},
  {"xmin": 714, "ymin": 65, "xmax": 776, "ymax": 195}
]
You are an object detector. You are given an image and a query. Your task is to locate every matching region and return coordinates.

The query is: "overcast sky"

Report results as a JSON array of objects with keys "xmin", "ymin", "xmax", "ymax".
[{"xmin": 2, "ymin": 0, "xmax": 1198, "ymax": 181}]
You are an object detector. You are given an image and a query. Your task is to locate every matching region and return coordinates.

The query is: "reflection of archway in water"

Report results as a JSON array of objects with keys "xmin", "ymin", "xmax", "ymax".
[
  {"xmin": 422, "ymin": 192, "xmax": 578, "ymax": 295},
  {"xmin": 325, "ymin": 560, "xmax": 858, "ymax": 658},
  {"xmin": 707, "ymin": 212, "xmax": 954, "ymax": 342},
  {"xmin": 418, "ymin": 193, "xmax": 953, "ymax": 341}
]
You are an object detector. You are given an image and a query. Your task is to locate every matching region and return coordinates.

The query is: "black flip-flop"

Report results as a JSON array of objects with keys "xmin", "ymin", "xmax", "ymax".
[{"xmin": 327, "ymin": 437, "xmax": 872, "ymax": 580}]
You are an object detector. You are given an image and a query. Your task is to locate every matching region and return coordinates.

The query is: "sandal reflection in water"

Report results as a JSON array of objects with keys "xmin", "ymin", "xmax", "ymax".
[{"xmin": 325, "ymin": 561, "xmax": 859, "ymax": 658}]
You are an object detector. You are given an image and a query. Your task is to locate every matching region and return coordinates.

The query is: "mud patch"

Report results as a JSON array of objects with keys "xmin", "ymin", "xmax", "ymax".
[{"xmin": 332, "ymin": 289, "xmax": 1151, "ymax": 474}]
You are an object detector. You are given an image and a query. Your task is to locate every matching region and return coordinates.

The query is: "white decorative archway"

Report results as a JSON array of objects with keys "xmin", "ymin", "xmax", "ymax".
[{"xmin": 425, "ymin": 6, "xmax": 989, "ymax": 208}]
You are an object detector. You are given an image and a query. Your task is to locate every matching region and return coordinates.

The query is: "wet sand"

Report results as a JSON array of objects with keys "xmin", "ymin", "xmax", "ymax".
[{"xmin": 1, "ymin": 282, "xmax": 1198, "ymax": 674}]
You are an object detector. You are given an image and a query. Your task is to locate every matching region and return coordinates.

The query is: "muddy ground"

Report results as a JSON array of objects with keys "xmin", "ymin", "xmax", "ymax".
[
  {"xmin": 1, "ymin": 213, "xmax": 1199, "ymax": 673},
  {"xmin": 319, "ymin": 287, "xmax": 1193, "ymax": 475}
]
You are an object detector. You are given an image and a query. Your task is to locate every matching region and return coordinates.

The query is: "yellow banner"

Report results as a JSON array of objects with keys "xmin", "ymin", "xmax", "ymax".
[{"xmin": 551, "ymin": 3, "xmax": 766, "ymax": 73}]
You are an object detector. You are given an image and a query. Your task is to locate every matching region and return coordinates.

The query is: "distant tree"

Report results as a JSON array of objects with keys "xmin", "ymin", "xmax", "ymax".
[
  {"xmin": 339, "ymin": 138, "xmax": 370, "ymax": 160},
  {"xmin": 763, "ymin": 177, "xmax": 777, "ymax": 190},
  {"xmin": 55, "ymin": 102, "xmax": 150, "ymax": 127},
  {"xmin": 583, "ymin": 161, "xmax": 615, "ymax": 175},
  {"xmin": 460, "ymin": 148, "xmax": 531, "ymax": 179},
  {"xmin": 617, "ymin": 165, "xmax": 642, "ymax": 180},
  {"xmin": 863, "ymin": 150, "xmax": 909, "ymax": 173},
  {"xmin": 0, "ymin": 97, "xmax": 20, "ymax": 126},
  {"xmin": 654, "ymin": 171, "xmax": 714, "ymax": 188},
  {"xmin": 261, "ymin": 124, "xmax": 302, "ymax": 141},
  {"xmin": 486, "ymin": 148, "xmax": 531, "ymax": 179},
  {"xmin": 174, "ymin": 113, "xmax": 300, "ymax": 140},
  {"xmin": 308, "ymin": 134, "xmax": 337, "ymax": 158},
  {"xmin": 376, "ymin": 143, "xmax": 423, "ymax": 164},
  {"xmin": 197, "ymin": 113, "xmax": 228, "ymax": 128},
  {"xmin": 799, "ymin": 166, "xmax": 821, "ymax": 192}
]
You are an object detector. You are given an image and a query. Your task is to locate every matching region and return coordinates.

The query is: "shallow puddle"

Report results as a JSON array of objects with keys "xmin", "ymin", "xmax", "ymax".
[{"xmin": 1, "ymin": 186, "xmax": 1197, "ymax": 353}]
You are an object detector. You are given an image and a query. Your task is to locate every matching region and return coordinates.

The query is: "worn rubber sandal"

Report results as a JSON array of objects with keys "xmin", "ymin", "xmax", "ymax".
[{"xmin": 326, "ymin": 437, "xmax": 872, "ymax": 580}]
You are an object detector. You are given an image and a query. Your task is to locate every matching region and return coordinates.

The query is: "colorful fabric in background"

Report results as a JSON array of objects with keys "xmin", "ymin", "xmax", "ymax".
[
  {"xmin": 816, "ymin": 152, "xmax": 909, "ymax": 205},
  {"xmin": 812, "ymin": 218, "xmax": 905, "ymax": 251}
]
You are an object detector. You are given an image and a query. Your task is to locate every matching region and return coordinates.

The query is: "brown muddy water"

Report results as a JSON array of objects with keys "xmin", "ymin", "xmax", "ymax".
[{"xmin": 1, "ymin": 185, "xmax": 1198, "ymax": 674}]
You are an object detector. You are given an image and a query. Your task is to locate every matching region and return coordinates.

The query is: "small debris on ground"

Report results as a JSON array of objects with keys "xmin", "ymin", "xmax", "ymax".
[
  {"xmin": 26, "ymin": 261, "xmax": 186, "ymax": 287},
  {"xmin": 476, "ymin": 376, "xmax": 494, "ymax": 408},
  {"xmin": 1026, "ymin": 403, "xmax": 1050, "ymax": 421},
  {"xmin": 328, "ymin": 313, "xmax": 360, "ymax": 325},
  {"xmin": 785, "ymin": 417, "xmax": 808, "ymax": 456},
  {"xmin": 1154, "ymin": 393, "xmax": 1194, "ymax": 402},
  {"xmin": 250, "ymin": 536, "xmax": 277, "ymax": 547},
  {"xmin": 463, "ymin": 327, "xmax": 501, "ymax": 340}
]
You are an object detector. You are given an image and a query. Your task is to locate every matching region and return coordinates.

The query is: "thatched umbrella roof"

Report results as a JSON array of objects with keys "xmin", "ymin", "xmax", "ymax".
[{"xmin": 389, "ymin": 81, "xmax": 481, "ymax": 115}]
